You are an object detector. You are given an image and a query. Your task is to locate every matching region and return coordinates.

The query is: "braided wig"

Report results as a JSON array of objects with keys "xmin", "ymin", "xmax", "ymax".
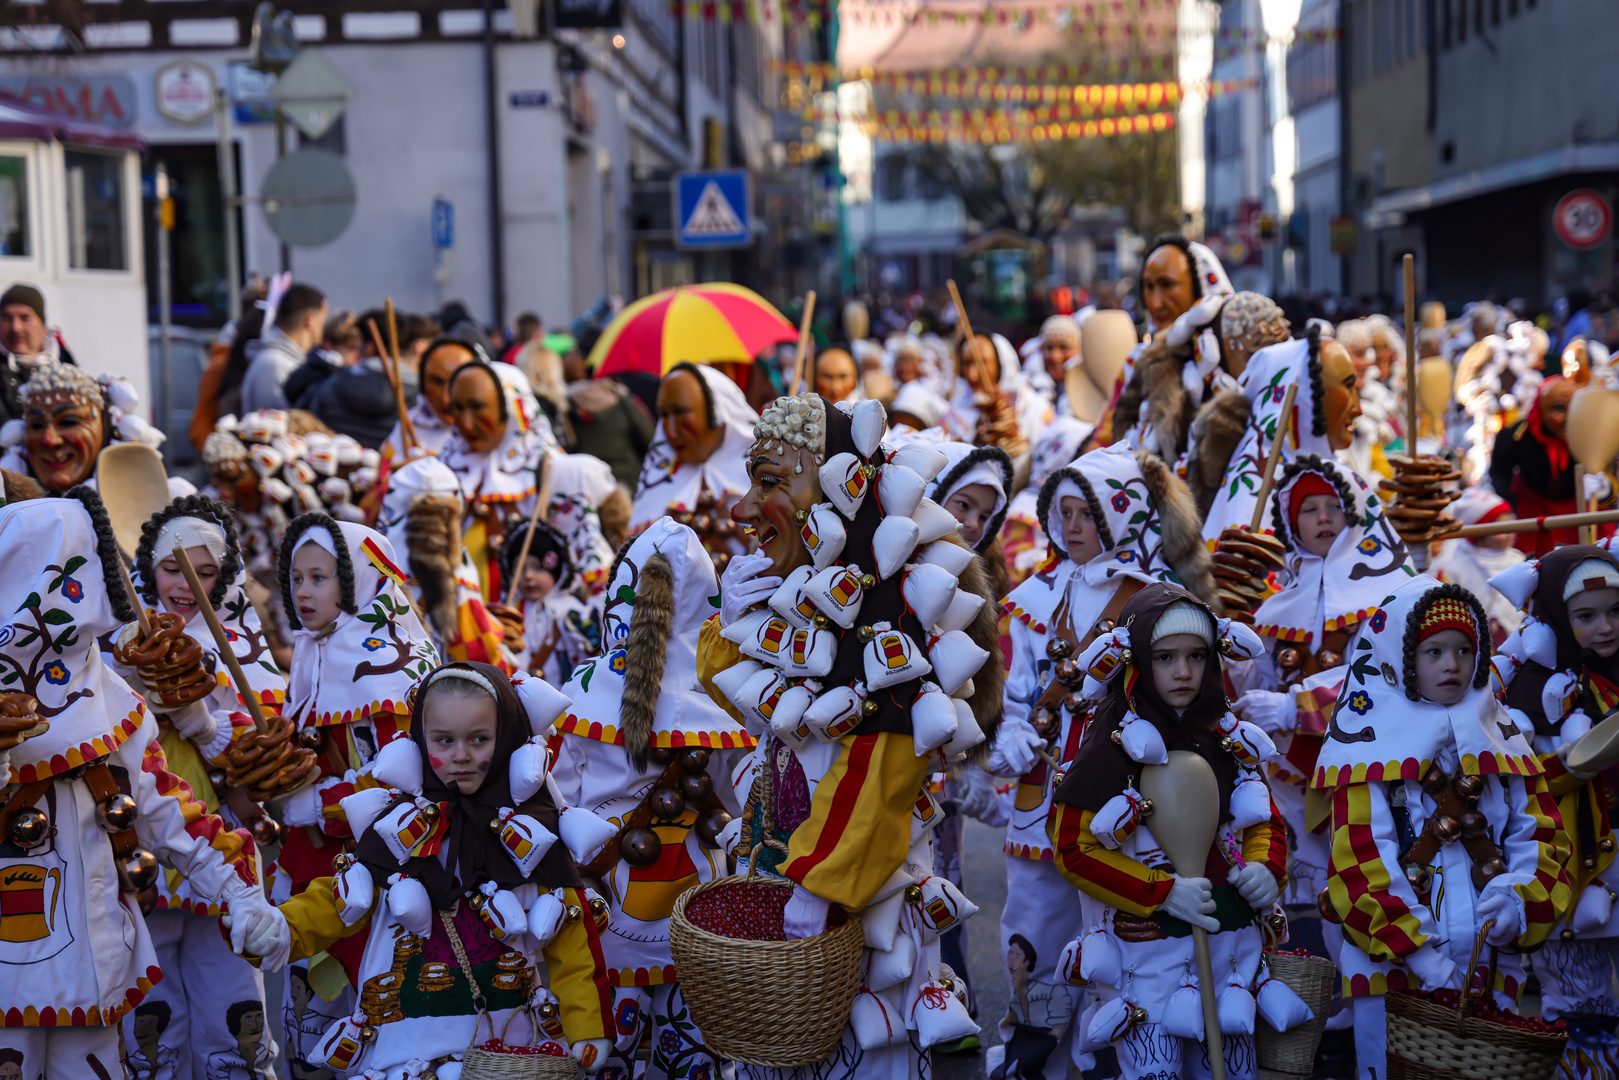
[
  {"xmin": 134, "ymin": 495, "xmax": 242, "ymax": 608},
  {"xmin": 62, "ymin": 484, "xmax": 135, "ymax": 623},
  {"xmin": 278, "ymin": 511, "xmax": 358, "ymax": 628}
]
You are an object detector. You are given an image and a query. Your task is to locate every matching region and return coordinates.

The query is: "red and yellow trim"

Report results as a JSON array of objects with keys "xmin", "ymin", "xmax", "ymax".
[
  {"xmin": 1314, "ymin": 751, "xmax": 1541, "ymax": 788},
  {"xmin": 608, "ymin": 964, "xmax": 679, "ymax": 987},
  {"xmin": 1255, "ymin": 624, "xmax": 1312, "ymax": 644},
  {"xmin": 1001, "ymin": 598, "xmax": 1049, "ymax": 635},
  {"xmin": 557, "ymin": 713, "xmax": 756, "ymax": 750},
  {"xmin": 1003, "ymin": 840, "xmax": 1056, "ymax": 861},
  {"xmin": 2, "ymin": 965, "xmax": 164, "ymax": 1027},
  {"xmin": 1324, "ymin": 609, "xmax": 1376, "ymax": 633},
  {"xmin": 11, "ymin": 704, "xmax": 145, "ymax": 783}
]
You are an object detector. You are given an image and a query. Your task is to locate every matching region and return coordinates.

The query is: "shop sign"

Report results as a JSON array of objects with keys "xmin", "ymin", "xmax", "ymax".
[
  {"xmin": 0, "ymin": 74, "xmax": 136, "ymax": 128},
  {"xmin": 155, "ymin": 59, "xmax": 216, "ymax": 126}
]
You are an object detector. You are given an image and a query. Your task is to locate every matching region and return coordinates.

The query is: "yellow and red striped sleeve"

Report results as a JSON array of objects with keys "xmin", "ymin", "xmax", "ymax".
[
  {"xmin": 1243, "ymin": 793, "xmax": 1290, "ymax": 885},
  {"xmin": 544, "ymin": 886, "xmax": 615, "ymax": 1044},
  {"xmin": 695, "ymin": 615, "xmax": 747, "ymax": 726},
  {"xmin": 1537, "ymin": 752, "xmax": 1589, "ymax": 800},
  {"xmin": 445, "ymin": 594, "xmax": 513, "ymax": 674},
  {"xmin": 1325, "ymin": 782, "xmax": 1431, "ymax": 962},
  {"xmin": 781, "ymin": 732, "xmax": 932, "ymax": 911},
  {"xmin": 1047, "ymin": 802, "xmax": 1173, "ymax": 916},
  {"xmin": 1510, "ymin": 771, "xmax": 1572, "ymax": 946},
  {"xmin": 140, "ymin": 735, "xmax": 257, "ymax": 888},
  {"xmin": 274, "ymin": 876, "xmax": 368, "ymax": 964}
]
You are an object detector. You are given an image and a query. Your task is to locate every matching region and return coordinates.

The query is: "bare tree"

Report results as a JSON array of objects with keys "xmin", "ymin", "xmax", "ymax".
[{"xmin": 910, "ymin": 146, "xmax": 1073, "ymax": 242}]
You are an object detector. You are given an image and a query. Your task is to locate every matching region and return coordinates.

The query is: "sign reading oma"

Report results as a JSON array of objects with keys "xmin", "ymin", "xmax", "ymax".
[{"xmin": 0, "ymin": 75, "xmax": 138, "ymax": 129}]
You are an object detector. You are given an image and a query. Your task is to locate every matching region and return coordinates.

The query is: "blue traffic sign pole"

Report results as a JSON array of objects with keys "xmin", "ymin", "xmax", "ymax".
[{"xmin": 432, "ymin": 196, "xmax": 454, "ymax": 307}]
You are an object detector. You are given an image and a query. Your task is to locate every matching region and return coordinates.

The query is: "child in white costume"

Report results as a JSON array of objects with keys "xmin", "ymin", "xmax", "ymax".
[
  {"xmin": 0, "ymin": 486, "xmax": 285, "ymax": 1075},
  {"xmin": 250, "ymin": 661, "xmax": 617, "ymax": 1079},
  {"xmin": 501, "ymin": 520, "xmax": 597, "ymax": 685},
  {"xmin": 551, "ymin": 517, "xmax": 755, "ymax": 1079},
  {"xmin": 987, "ymin": 443, "xmax": 1217, "ymax": 1079},
  {"xmin": 1049, "ymin": 584, "xmax": 1288, "ymax": 1080},
  {"xmin": 1315, "ymin": 576, "xmax": 1568, "ymax": 1080},
  {"xmin": 113, "ymin": 494, "xmax": 293, "ymax": 1078}
]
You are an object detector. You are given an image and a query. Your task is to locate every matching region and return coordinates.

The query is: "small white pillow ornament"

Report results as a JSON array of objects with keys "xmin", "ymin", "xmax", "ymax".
[
  {"xmin": 877, "ymin": 464, "xmax": 927, "ymax": 518},
  {"xmin": 1573, "ymin": 880, "xmax": 1615, "ymax": 932},
  {"xmin": 311, "ymin": 1011, "xmax": 371, "ymax": 1072},
  {"xmin": 901, "ymin": 563, "xmax": 958, "ymax": 628},
  {"xmin": 492, "ymin": 807, "xmax": 558, "ymax": 876},
  {"xmin": 937, "ymin": 700, "xmax": 986, "ymax": 761},
  {"xmin": 1162, "ymin": 978, "xmax": 1205, "ymax": 1041},
  {"xmin": 369, "ymin": 738, "xmax": 423, "ymax": 794},
  {"xmin": 1487, "ymin": 559, "xmax": 1540, "ymax": 609},
  {"xmin": 510, "ymin": 671, "xmax": 572, "ymax": 737},
  {"xmin": 820, "ymin": 453, "xmax": 870, "ymax": 517},
  {"xmin": 1545, "ymin": 678, "xmax": 1582, "ymax": 731},
  {"xmin": 851, "ymin": 399, "xmax": 886, "ymax": 458},
  {"xmin": 287, "ymin": 459, "xmax": 317, "ymax": 486},
  {"xmin": 865, "ymin": 931, "xmax": 917, "ymax": 991},
  {"xmin": 934, "ymin": 590, "xmax": 985, "ymax": 634},
  {"xmin": 873, "ymin": 516, "xmax": 923, "ymax": 579},
  {"xmin": 1216, "ymin": 713, "xmax": 1277, "ymax": 766},
  {"xmin": 261, "ymin": 477, "xmax": 295, "ymax": 504},
  {"xmin": 911, "ymin": 979, "xmax": 978, "ymax": 1049},
  {"xmin": 914, "ymin": 538, "xmax": 974, "ymax": 575},
  {"xmin": 851, "ymin": 986, "xmax": 910, "ymax": 1050},
  {"xmin": 927, "ymin": 631, "xmax": 987, "ymax": 696},
  {"xmin": 1522, "ymin": 618, "xmax": 1559, "ymax": 669},
  {"xmin": 473, "ymin": 882, "xmax": 529, "ymax": 941},
  {"xmin": 735, "ymin": 667, "xmax": 788, "ymax": 734},
  {"xmin": 1116, "ymin": 712, "xmax": 1168, "ymax": 765},
  {"xmin": 739, "ymin": 615, "xmax": 835, "ymax": 678},
  {"xmin": 765, "ymin": 681, "xmax": 819, "ymax": 745},
  {"xmin": 1078, "ymin": 926, "xmax": 1123, "ymax": 987},
  {"xmin": 768, "ymin": 565, "xmax": 818, "ymax": 629},
  {"xmin": 386, "ymin": 873, "xmax": 434, "ymax": 937},
  {"xmin": 806, "ymin": 563, "xmax": 868, "ymax": 628},
  {"xmin": 374, "ymin": 797, "xmax": 443, "ymax": 864},
  {"xmin": 332, "ymin": 854, "xmax": 374, "ymax": 926},
  {"xmin": 1255, "ymin": 970, "xmax": 1313, "ymax": 1031},
  {"xmin": 1055, "ymin": 936, "xmax": 1088, "ymax": 987},
  {"xmin": 1078, "ymin": 627, "xmax": 1131, "ymax": 698},
  {"xmin": 804, "ymin": 682, "xmax": 868, "ymax": 742},
  {"xmin": 340, "ymin": 787, "xmax": 399, "ymax": 839},
  {"xmin": 250, "ymin": 444, "xmax": 285, "ymax": 477},
  {"xmin": 1218, "ymin": 980, "xmax": 1257, "ymax": 1035},
  {"xmin": 527, "ymin": 890, "xmax": 567, "ymax": 947},
  {"xmin": 890, "ymin": 444, "xmax": 948, "ymax": 482},
  {"xmin": 1092, "ymin": 785, "xmax": 1146, "ymax": 850},
  {"xmin": 912, "ymin": 682, "xmax": 959, "ymax": 755},
  {"xmin": 509, "ymin": 738, "xmax": 552, "ymax": 804},
  {"xmin": 862, "ymin": 886, "xmax": 909, "ymax": 951},
  {"xmin": 801, "ymin": 503, "xmax": 848, "ymax": 570},
  {"xmin": 711, "ymin": 659, "xmax": 764, "ymax": 707},
  {"xmin": 1086, "ymin": 997, "xmax": 1143, "ymax": 1045},
  {"xmin": 557, "ymin": 806, "xmax": 618, "ymax": 863},
  {"xmin": 1229, "ymin": 772, "xmax": 1274, "ymax": 830},
  {"xmin": 907, "ymin": 874, "xmax": 979, "ymax": 943},
  {"xmin": 864, "ymin": 623, "xmax": 933, "ymax": 689},
  {"xmin": 912, "ymin": 500, "xmax": 963, "ymax": 546}
]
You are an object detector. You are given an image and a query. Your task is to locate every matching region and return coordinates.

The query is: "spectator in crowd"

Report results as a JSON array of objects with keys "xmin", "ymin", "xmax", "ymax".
[
  {"xmin": 304, "ymin": 308, "xmax": 441, "ymax": 449},
  {"xmin": 0, "ymin": 284, "xmax": 74, "ymax": 424},
  {"xmin": 502, "ymin": 311, "xmax": 542, "ymax": 364},
  {"xmin": 564, "ymin": 364, "xmax": 654, "ymax": 490},
  {"xmin": 239, "ymin": 282, "xmax": 327, "ymax": 412},
  {"xmin": 282, "ymin": 309, "xmax": 357, "ymax": 408}
]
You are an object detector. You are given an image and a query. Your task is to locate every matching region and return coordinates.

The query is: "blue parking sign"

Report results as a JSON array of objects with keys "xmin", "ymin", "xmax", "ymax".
[
  {"xmin": 675, "ymin": 169, "xmax": 751, "ymax": 250},
  {"xmin": 432, "ymin": 198, "xmax": 454, "ymax": 249}
]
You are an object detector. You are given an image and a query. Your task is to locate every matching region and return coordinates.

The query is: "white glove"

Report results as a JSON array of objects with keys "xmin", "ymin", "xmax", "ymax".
[
  {"xmin": 986, "ymin": 718, "xmax": 1045, "ymax": 777},
  {"xmin": 1233, "ymin": 690, "xmax": 1297, "ymax": 735},
  {"xmin": 1476, "ymin": 885, "xmax": 1522, "ymax": 946},
  {"xmin": 1586, "ymin": 472, "xmax": 1613, "ymax": 502},
  {"xmin": 1229, "ymin": 862, "xmax": 1280, "ymax": 910},
  {"xmin": 955, "ymin": 766, "xmax": 1000, "ymax": 823},
  {"xmin": 570, "ymin": 1038, "xmax": 613, "ymax": 1073},
  {"xmin": 783, "ymin": 883, "xmax": 830, "ymax": 940},
  {"xmin": 222, "ymin": 889, "xmax": 290, "ymax": 970},
  {"xmin": 166, "ymin": 699, "xmax": 220, "ymax": 743},
  {"xmin": 1160, "ymin": 875, "xmax": 1219, "ymax": 932},
  {"xmin": 1405, "ymin": 944, "xmax": 1460, "ymax": 990},
  {"xmin": 719, "ymin": 550, "xmax": 782, "ymax": 629},
  {"xmin": 1559, "ymin": 742, "xmax": 1599, "ymax": 782}
]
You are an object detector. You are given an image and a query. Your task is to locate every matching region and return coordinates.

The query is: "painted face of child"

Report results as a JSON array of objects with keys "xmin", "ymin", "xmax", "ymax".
[
  {"xmin": 154, "ymin": 544, "xmax": 219, "ymax": 622},
  {"xmin": 424, "ymin": 689, "xmax": 499, "ymax": 793},
  {"xmin": 1060, "ymin": 495, "xmax": 1101, "ymax": 563},
  {"xmin": 291, "ymin": 543, "xmax": 343, "ymax": 633},
  {"xmin": 519, "ymin": 555, "xmax": 557, "ymax": 604},
  {"xmin": 1151, "ymin": 633, "xmax": 1208, "ymax": 712},
  {"xmin": 1414, "ymin": 628, "xmax": 1475, "ymax": 704},
  {"xmin": 1569, "ymin": 586, "xmax": 1619, "ymax": 658},
  {"xmin": 945, "ymin": 483, "xmax": 999, "ymax": 548},
  {"xmin": 1296, "ymin": 493, "xmax": 1347, "ymax": 558}
]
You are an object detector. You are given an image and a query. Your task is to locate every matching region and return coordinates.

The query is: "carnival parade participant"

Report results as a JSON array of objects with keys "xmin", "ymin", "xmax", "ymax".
[
  {"xmin": 542, "ymin": 448, "xmax": 626, "ymax": 595},
  {"xmin": 244, "ymin": 661, "xmax": 617, "ymax": 1078},
  {"xmin": 0, "ymin": 362, "xmax": 166, "ymax": 493},
  {"xmin": 1492, "ymin": 544, "xmax": 1619, "ymax": 1077},
  {"xmin": 380, "ymin": 335, "xmax": 479, "ymax": 465},
  {"xmin": 1002, "ymin": 416, "xmax": 1094, "ymax": 588},
  {"xmin": 551, "ymin": 518, "xmax": 754, "ymax": 1079},
  {"xmin": 988, "ymin": 444, "xmax": 1216, "ymax": 1078},
  {"xmin": 1431, "ymin": 489, "xmax": 1525, "ymax": 642},
  {"xmin": 1317, "ymin": 576, "xmax": 1568, "ymax": 1080},
  {"xmin": 700, "ymin": 393, "xmax": 1004, "ymax": 1079},
  {"xmin": 500, "ymin": 519, "xmax": 597, "ymax": 684},
  {"xmin": 0, "ymin": 486, "xmax": 286, "ymax": 1075},
  {"xmin": 1048, "ymin": 584, "xmax": 1285, "ymax": 1079},
  {"xmin": 113, "ymin": 494, "xmax": 296, "ymax": 1079},
  {"xmin": 941, "ymin": 333, "xmax": 1048, "ymax": 457},
  {"xmin": 1489, "ymin": 375, "xmax": 1592, "ymax": 551},
  {"xmin": 631, "ymin": 362, "xmax": 759, "ymax": 567}
]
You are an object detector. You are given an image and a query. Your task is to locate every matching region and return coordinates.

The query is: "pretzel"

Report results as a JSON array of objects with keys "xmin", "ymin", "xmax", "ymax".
[
  {"xmin": 113, "ymin": 612, "xmax": 215, "ymax": 709},
  {"xmin": 224, "ymin": 714, "xmax": 319, "ymax": 800},
  {"xmin": 0, "ymin": 693, "xmax": 46, "ymax": 751},
  {"xmin": 1383, "ymin": 453, "xmax": 1462, "ymax": 543},
  {"xmin": 485, "ymin": 603, "xmax": 527, "ymax": 653},
  {"xmin": 1210, "ymin": 527, "xmax": 1286, "ymax": 624}
]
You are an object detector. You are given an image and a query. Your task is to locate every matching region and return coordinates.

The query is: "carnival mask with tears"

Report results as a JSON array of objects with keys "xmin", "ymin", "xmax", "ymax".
[
  {"xmin": 733, "ymin": 441, "xmax": 822, "ymax": 579},
  {"xmin": 25, "ymin": 385, "xmax": 106, "ymax": 492}
]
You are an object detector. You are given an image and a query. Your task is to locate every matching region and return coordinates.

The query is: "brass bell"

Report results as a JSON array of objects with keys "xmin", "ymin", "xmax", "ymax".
[
  {"xmin": 939, "ymin": 977, "xmax": 955, "ymax": 992},
  {"xmin": 1453, "ymin": 773, "xmax": 1484, "ymax": 801},
  {"xmin": 1054, "ymin": 658, "xmax": 1081, "ymax": 685},
  {"xmin": 1403, "ymin": 862, "xmax": 1431, "ymax": 894},
  {"xmin": 538, "ymin": 1000, "xmax": 560, "ymax": 1019},
  {"xmin": 1130, "ymin": 1006, "xmax": 1148, "ymax": 1024},
  {"xmin": 620, "ymin": 827, "xmax": 663, "ymax": 868},
  {"xmin": 9, "ymin": 806, "xmax": 49, "ymax": 849},
  {"xmin": 680, "ymin": 747, "xmax": 711, "ymax": 774},
  {"xmin": 118, "ymin": 848, "xmax": 160, "ymax": 893},
  {"xmin": 207, "ymin": 768, "xmax": 229, "ymax": 791},
  {"xmin": 1139, "ymin": 798, "xmax": 1154, "ymax": 818},
  {"xmin": 565, "ymin": 904, "xmax": 583, "ymax": 923},
  {"xmin": 859, "ymin": 574, "xmax": 877, "ymax": 591},
  {"xmin": 697, "ymin": 489, "xmax": 717, "ymax": 510},
  {"xmin": 1562, "ymin": 927, "xmax": 1577, "ymax": 941},
  {"xmin": 96, "ymin": 793, "xmax": 139, "ymax": 833},
  {"xmin": 813, "ymin": 613, "xmax": 835, "ymax": 631},
  {"xmin": 695, "ymin": 808, "xmax": 733, "ymax": 847},
  {"xmin": 1110, "ymin": 730, "xmax": 1122, "ymax": 746},
  {"xmin": 1471, "ymin": 857, "xmax": 1507, "ymax": 890},
  {"xmin": 360, "ymin": 1025, "xmax": 377, "ymax": 1044},
  {"xmin": 692, "ymin": 514, "xmax": 712, "ymax": 534},
  {"xmin": 794, "ymin": 509, "xmax": 809, "ymax": 524},
  {"xmin": 421, "ymin": 804, "xmax": 440, "ymax": 821},
  {"xmin": 1315, "ymin": 649, "xmax": 1343, "ymax": 670},
  {"xmin": 857, "ymin": 625, "xmax": 876, "ymax": 642},
  {"xmin": 650, "ymin": 786, "xmax": 687, "ymax": 821},
  {"xmin": 590, "ymin": 895, "xmax": 610, "ymax": 928},
  {"xmin": 1275, "ymin": 647, "xmax": 1304, "ymax": 672},
  {"xmin": 1420, "ymin": 766, "xmax": 1450, "ymax": 797},
  {"xmin": 1064, "ymin": 690, "xmax": 1086, "ymax": 713},
  {"xmin": 648, "ymin": 745, "xmax": 678, "ymax": 766},
  {"xmin": 489, "ymin": 818, "xmax": 504, "ymax": 835},
  {"xmin": 1586, "ymin": 857, "xmax": 1598, "ymax": 871},
  {"xmin": 1217, "ymin": 636, "xmax": 1233, "ymax": 656},
  {"xmin": 679, "ymin": 773, "xmax": 714, "ymax": 803},
  {"xmin": 1458, "ymin": 810, "xmax": 1488, "ymax": 837},
  {"xmin": 298, "ymin": 729, "xmax": 322, "ymax": 751},
  {"xmin": 1600, "ymin": 837, "xmax": 1616, "ymax": 854},
  {"xmin": 862, "ymin": 699, "xmax": 880, "ymax": 716},
  {"xmin": 1431, "ymin": 814, "xmax": 1461, "ymax": 843},
  {"xmin": 1046, "ymin": 638, "xmax": 1075, "ymax": 661},
  {"xmin": 1051, "ymin": 771, "xmax": 1066, "ymax": 788},
  {"xmin": 1119, "ymin": 649, "xmax": 1132, "ymax": 665},
  {"xmin": 904, "ymin": 884, "xmax": 924, "ymax": 904},
  {"xmin": 333, "ymin": 852, "xmax": 357, "ymax": 872},
  {"xmin": 1317, "ymin": 887, "xmax": 1341, "ymax": 923},
  {"xmin": 1266, "ymin": 911, "xmax": 1288, "ymax": 933},
  {"xmin": 672, "ymin": 509, "xmax": 695, "ymax": 526},
  {"xmin": 860, "ymin": 464, "xmax": 878, "ymax": 479},
  {"xmin": 250, "ymin": 815, "xmax": 284, "ymax": 847}
]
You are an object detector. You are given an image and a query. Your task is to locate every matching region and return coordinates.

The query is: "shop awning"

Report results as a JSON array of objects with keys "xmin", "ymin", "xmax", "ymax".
[
  {"xmin": 0, "ymin": 94, "xmax": 145, "ymax": 151},
  {"xmin": 1364, "ymin": 141, "xmax": 1619, "ymax": 228}
]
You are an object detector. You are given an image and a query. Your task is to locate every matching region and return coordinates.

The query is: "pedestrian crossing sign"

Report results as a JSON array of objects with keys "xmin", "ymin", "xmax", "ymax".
[{"xmin": 675, "ymin": 169, "xmax": 751, "ymax": 250}]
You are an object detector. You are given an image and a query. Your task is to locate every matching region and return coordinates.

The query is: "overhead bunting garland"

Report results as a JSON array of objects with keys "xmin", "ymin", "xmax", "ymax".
[{"xmin": 783, "ymin": 77, "xmax": 1258, "ymax": 116}]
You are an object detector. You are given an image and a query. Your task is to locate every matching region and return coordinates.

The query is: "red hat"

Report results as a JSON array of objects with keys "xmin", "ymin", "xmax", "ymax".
[
  {"xmin": 1417, "ymin": 596, "xmax": 1477, "ymax": 651},
  {"xmin": 1288, "ymin": 472, "xmax": 1339, "ymax": 530}
]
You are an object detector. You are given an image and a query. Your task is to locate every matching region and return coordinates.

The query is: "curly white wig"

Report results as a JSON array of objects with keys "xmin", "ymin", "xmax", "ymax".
[
  {"xmin": 19, "ymin": 362, "xmax": 101, "ymax": 409},
  {"xmin": 751, "ymin": 393, "xmax": 828, "ymax": 464}
]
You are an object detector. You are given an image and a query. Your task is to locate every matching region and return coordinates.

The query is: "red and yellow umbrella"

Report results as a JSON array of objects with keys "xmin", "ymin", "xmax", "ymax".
[{"xmin": 588, "ymin": 283, "xmax": 798, "ymax": 377}]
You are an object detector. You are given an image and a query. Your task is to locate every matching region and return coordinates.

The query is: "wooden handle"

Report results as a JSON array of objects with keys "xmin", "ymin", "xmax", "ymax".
[
  {"xmin": 1193, "ymin": 926, "xmax": 1226, "ymax": 1080},
  {"xmin": 790, "ymin": 291, "xmax": 817, "ymax": 396},
  {"xmin": 172, "ymin": 546, "xmax": 269, "ymax": 734},
  {"xmin": 946, "ymin": 279, "xmax": 982, "ymax": 391},
  {"xmin": 1404, "ymin": 254, "xmax": 1418, "ymax": 452},
  {"xmin": 1248, "ymin": 383, "xmax": 1299, "ymax": 532},
  {"xmin": 378, "ymin": 301, "xmax": 419, "ymax": 451},
  {"xmin": 504, "ymin": 455, "xmax": 554, "ymax": 608},
  {"xmin": 1450, "ymin": 508, "xmax": 1619, "ymax": 538},
  {"xmin": 117, "ymin": 557, "xmax": 153, "ymax": 637}
]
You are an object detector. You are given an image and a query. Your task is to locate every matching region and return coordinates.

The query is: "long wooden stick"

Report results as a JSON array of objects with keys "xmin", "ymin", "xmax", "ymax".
[
  {"xmin": 1248, "ymin": 382, "xmax": 1299, "ymax": 532},
  {"xmin": 1404, "ymin": 254, "xmax": 1418, "ymax": 452},
  {"xmin": 790, "ymin": 291, "xmax": 817, "ymax": 396},
  {"xmin": 172, "ymin": 546, "xmax": 269, "ymax": 735},
  {"xmin": 504, "ymin": 454, "xmax": 555, "ymax": 608},
  {"xmin": 1575, "ymin": 465, "xmax": 1590, "ymax": 544},
  {"xmin": 117, "ymin": 558, "xmax": 153, "ymax": 637},
  {"xmin": 1451, "ymin": 508, "xmax": 1619, "ymax": 538},
  {"xmin": 946, "ymin": 279, "xmax": 983, "ymax": 391},
  {"xmin": 370, "ymin": 306, "xmax": 419, "ymax": 452}
]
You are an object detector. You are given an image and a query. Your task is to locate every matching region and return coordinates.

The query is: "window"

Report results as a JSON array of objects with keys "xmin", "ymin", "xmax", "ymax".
[
  {"xmin": 66, "ymin": 148, "xmax": 126, "ymax": 271},
  {"xmin": 0, "ymin": 155, "xmax": 27, "ymax": 257},
  {"xmin": 878, "ymin": 154, "xmax": 908, "ymax": 202}
]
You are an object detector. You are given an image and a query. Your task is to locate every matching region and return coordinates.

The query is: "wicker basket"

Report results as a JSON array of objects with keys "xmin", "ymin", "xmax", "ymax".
[
  {"xmin": 669, "ymin": 874, "xmax": 865, "ymax": 1067},
  {"xmin": 1384, "ymin": 923, "xmax": 1566, "ymax": 1080},
  {"xmin": 1255, "ymin": 949, "xmax": 1337, "ymax": 1076},
  {"xmin": 440, "ymin": 910, "xmax": 582, "ymax": 1080}
]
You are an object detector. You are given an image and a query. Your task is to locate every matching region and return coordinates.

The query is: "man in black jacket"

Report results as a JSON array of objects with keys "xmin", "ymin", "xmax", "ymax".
[
  {"xmin": 303, "ymin": 309, "xmax": 436, "ymax": 447},
  {"xmin": 0, "ymin": 284, "xmax": 76, "ymax": 424}
]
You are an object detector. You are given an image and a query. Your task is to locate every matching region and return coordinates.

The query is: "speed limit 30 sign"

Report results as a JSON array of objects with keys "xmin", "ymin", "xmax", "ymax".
[{"xmin": 1554, "ymin": 189, "xmax": 1613, "ymax": 250}]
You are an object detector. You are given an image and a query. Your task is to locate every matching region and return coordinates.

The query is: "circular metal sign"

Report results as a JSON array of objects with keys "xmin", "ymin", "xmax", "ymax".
[
  {"xmin": 1554, "ymin": 189, "xmax": 1612, "ymax": 250},
  {"xmin": 260, "ymin": 147, "xmax": 356, "ymax": 248}
]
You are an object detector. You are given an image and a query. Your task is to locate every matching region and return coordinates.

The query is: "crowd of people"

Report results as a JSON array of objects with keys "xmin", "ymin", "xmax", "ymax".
[{"xmin": 0, "ymin": 236, "xmax": 1616, "ymax": 1080}]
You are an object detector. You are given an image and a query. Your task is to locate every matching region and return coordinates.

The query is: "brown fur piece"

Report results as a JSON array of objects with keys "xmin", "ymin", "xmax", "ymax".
[
  {"xmin": 621, "ymin": 552, "xmax": 673, "ymax": 772},
  {"xmin": 950, "ymin": 536, "xmax": 1007, "ymax": 769},
  {"xmin": 598, "ymin": 487, "xmax": 631, "ymax": 553},
  {"xmin": 1134, "ymin": 450, "xmax": 1221, "ymax": 615},
  {"xmin": 1184, "ymin": 389, "xmax": 1253, "ymax": 519},
  {"xmin": 1112, "ymin": 331, "xmax": 1198, "ymax": 459},
  {"xmin": 2, "ymin": 469, "xmax": 46, "ymax": 503},
  {"xmin": 405, "ymin": 494, "xmax": 462, "ymax": 644}
]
